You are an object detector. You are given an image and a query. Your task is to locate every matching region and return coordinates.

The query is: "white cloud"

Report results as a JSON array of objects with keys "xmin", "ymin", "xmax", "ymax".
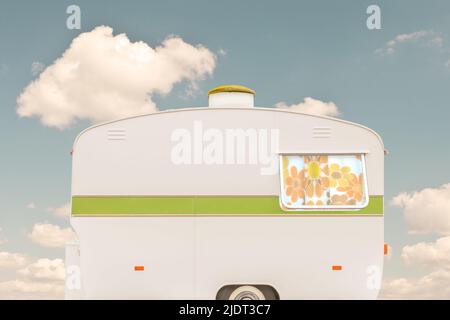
[
  {"xmin": 48, "ymin": 202, "xmax": 71, "ymax": 219},
  {"xmin": 0, "ymin": 279, "xmax": 64, "ymax": 299},
  {"xmin": 391, "ymin": 183, "xmax": 450, "ymax": 235},
  {"xmin": 401, "ymin": 236, "xmax": 450, "ymax": 268},
  {"xmin": 26, "ymin": 202, "xmax": 36, "ymax": 209},
  {"xmin": 376, "ymin": 30, "xmax": 442, "ymax": 55},
  {"xmin": 381, "ymin": 236, "xmax": 450, "ymax": 299},
  {"xmin": 384, "ymin": 184, "xmax": 450, "ymax": 299},
  {"xmin": 17, "ymin": 258, "xmax": 65, "ymax": 281},
  {"xmin": 275, "ymin": 97, "xmax": 340, "ymax": 117},
  {"xmin": 29, "ymin": 223, "xmax": 76, "ymax": 248},
  {"xmin": 380, "ymin": 268, "xmax": 450, "ymax": 299},
  {"xmin": 30, "ymin": 62, "xmax": 45, "ymax": 76},
  {"xmin": 0, "ymin": 258, "xmax": 65, "ymax": 299},
  {"xmin": 16, "ymin": 25, "xmax": 216, "ymax": 129},
  {"xmin": 391, "ymin": 30, "xmax": 429, "ymax": 43},
  {"xmin": 0, "ymin": 251, "xmax": 27, "ymax": 268}
]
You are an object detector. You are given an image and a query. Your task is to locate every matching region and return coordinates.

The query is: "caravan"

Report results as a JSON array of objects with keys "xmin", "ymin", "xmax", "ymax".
[{"xmin": 66, "ymin": 85, "xmax": 385, "ymax": 299}]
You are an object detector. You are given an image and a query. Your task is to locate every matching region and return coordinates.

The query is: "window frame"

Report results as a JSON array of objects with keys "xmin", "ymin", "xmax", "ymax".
[{"xmin": 278, "ymin": 153, "xmax": 370, "ymax": 211}]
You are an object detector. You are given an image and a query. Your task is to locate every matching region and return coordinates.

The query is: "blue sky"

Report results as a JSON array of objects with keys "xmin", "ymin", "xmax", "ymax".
[{"xmin": 1, "ymin": 0, "xmax": 450, "ymax": 298}]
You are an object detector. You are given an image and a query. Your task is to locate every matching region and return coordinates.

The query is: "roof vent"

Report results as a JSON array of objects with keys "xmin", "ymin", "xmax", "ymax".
[{"xmin": 208, "ymin": 85, "xmax": 255, "ymax": 108}]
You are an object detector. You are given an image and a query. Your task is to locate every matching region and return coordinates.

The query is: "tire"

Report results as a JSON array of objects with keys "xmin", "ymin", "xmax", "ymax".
[
  {"xmin": 216, "ymin": 285, "xmax": 279, "ymax": 300},
  {"xmin": 229, "ymin": 285, "xmax": 265, "ymax": 300}
]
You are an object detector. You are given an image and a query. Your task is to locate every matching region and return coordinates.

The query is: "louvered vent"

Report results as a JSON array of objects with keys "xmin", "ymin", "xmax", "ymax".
[
  {"xmin": 312, "ymin": 127, "xmax": 331, "ymax": 139},
  {"xmin": 107, "ymin": 129, "xmax": 126, "ymax": 140}
]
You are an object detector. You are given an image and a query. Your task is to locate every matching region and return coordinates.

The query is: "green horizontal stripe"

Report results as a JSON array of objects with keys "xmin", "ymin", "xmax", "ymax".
[{"xmin": 72, "ymin": 195, "xmax": 383, "ymax": 216}]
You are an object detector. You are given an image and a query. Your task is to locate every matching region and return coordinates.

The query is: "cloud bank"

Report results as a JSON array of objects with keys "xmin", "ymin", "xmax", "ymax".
[
  {"xmin": 380, "ymin": 268, "xmax": 450, "ymax": 300},
  {"xmin": 16, "ymin": 26, "xmax": 216, "ymax": 129},
  {"xmin": 18, "ymin": 258, "xmax": 65, "ymax": 281},
  {"xmin": 0, "ymin": 251, "xmax": 27, "ymax": 268},
  {"xmin": 380, "ymin": 236, "xmax": 450, "ymax": 299},
  {"xmin": 0, "ymin": 259, "xmax": 65, "ymax": 299},
  {"xmin": 391, "ymin": 183, "xmax": 450, "ymax": 236},
  {"xmin": 402, "ymin": 236, "xmax": 450, "ymax": 268},
  {"xmin": 382, "ymin": 184, "xmax": 450, "ymax": 299}
]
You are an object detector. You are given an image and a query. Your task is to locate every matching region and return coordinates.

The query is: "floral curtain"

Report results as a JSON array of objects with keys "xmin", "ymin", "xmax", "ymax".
[{"xmin": 280, "ymin": 155, "xmax": 367, "ymax": 208}]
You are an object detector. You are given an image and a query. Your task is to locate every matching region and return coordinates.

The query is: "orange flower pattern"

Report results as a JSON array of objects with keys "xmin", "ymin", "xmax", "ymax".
[
  {"xmin": 285, "ymin": 166, "xmax": 306, "ymax": 203},
  {"xmin": 281, "ymin": 155, "xmax": 366, "ymax": 208}
]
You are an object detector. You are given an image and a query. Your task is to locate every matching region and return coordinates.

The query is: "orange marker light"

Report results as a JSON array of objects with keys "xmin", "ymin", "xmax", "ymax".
[
  {"xmin": 384, "ymin": 243, "xmax": 389, "ymax": 256},
  {"xmin": 332, "ymin": 265, "xmax": 342, "ymax": 271},
  {"xmin": 134, "ymin": 266, "xmax": 144, "ymax": 271}
]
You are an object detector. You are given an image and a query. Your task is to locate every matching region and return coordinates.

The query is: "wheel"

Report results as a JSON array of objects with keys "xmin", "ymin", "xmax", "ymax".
[
  {"xmin": 216, "ymin": 285, "xmax": 279, "ymax": 300},
  {"xmin": 229, "ymin": 285, "xmax": 265, "ymax": 300}
]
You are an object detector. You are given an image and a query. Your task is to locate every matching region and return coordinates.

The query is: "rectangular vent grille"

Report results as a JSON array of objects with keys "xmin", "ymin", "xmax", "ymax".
[
  {"xmin": 107, "ymin": 129, "xmax": 126, "ymax": 140},
  {"xmin": 312, "ymin": 127, "xmax": 331, "ymax": 139}
]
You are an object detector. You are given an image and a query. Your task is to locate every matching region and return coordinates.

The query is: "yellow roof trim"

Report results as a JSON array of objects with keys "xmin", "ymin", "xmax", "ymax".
[{"xmin": 208, "ymin": 85, "xmax": 255, "ymax": 95}]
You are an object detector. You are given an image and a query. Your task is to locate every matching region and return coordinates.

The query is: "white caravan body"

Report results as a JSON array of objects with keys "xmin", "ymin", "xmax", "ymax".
[{"xmin": 67, "ymin": 89, "xmax": 385, "ymax": 299}]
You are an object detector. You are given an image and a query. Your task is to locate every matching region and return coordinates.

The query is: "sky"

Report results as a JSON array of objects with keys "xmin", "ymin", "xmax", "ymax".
[{"xmin": 1, "ymin": 0, "xmax": 450, "ymax": 299}]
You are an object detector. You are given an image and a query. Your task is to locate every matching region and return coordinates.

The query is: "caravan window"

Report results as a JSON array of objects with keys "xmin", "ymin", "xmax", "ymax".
[{"xmin": 280, "ymin": 154, "xmax": 368, "ymax": 210}]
